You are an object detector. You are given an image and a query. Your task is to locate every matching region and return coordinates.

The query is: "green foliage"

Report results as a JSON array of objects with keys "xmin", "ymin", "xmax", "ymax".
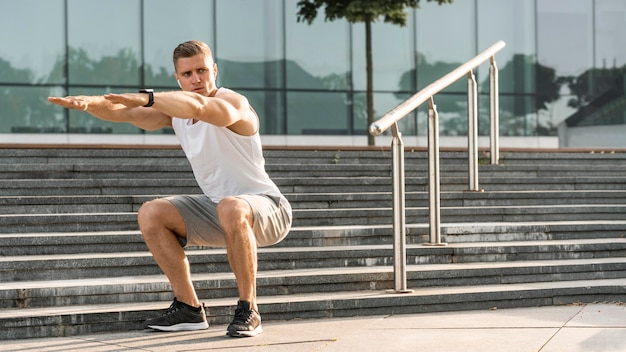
[{"xmin": 297, "ymin": 0, "xmax": 453, "ymax": 25}]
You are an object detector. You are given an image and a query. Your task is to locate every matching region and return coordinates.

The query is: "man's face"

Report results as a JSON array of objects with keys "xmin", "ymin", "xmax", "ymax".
[{"xmin": 174, "ymin": 53, "xmax": 217, "ymax": 96}]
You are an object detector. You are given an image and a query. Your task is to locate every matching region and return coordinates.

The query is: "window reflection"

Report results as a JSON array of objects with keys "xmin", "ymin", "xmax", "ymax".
[
  {"xmin": 3, "ymin": 86, "xmax": 65, "ymax": 133},
  {"xmin": 353, "ymin": 20, "xmax": 415, "ymax": 92},
  {"xmin": 417, "ymin": 0, "xmax": 475, "ymax": 93},
  {"xmin": 287, "ymin": 92, "xmax": 350, "ymax": 134},
  {"xmin": 216, "ymin": 0, "xmax": 283, "ymax": 89},
  {"xmin": 285, "ymin": 1, "xmax": 350, "ymax": 90},
  {"xmin": 0, "ymin": 0, "xmax": 623, "ymax": 139},
  {"xmin": 0, "ymin": 0, "xmax": 65, "ymax": 84},
  {"xmin": 67, "ymin": 0, "xmax": 141, "ymax": 85},
  {"xmin": 144, "ymin": 0, "xmax": 214, "ymax": 87}
]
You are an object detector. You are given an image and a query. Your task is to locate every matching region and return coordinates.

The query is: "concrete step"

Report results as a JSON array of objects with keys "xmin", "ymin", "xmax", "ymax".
[
  {"xmin": 2, "ymin": 173, "xmax": 625, "ymax": 197},
  {"xmin": 2, "ymin": 221, "xmax": 626, "ymax": 255},
  {"xmin": 0, "ymin": 146, "xmax": 624, "ymax": 341},
  {"xmin": 2, "ymin": 278, "xmax": 625, "ymax": 340},
  {"xmin": 4, "ymin": 161, "xmax": 626, "ymax": 179},
  {"xmin": 3, "ymin": 238, "xmax": 626, "ymax": 282},
  {"xmin": 3, "ymin": 256, "xmax": 626, "ymax": 310},
  {"xmin": 2, "ymin": 190, "xmax": 626, "ymax": 215},
  {"xmin": 1, "ymin": 204, "xmax": 624, "ymax": 233}
]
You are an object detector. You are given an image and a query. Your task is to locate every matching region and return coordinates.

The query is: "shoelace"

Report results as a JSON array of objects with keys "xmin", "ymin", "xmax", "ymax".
[
  {"xmin": 233, "ymin": 307, "xmax": 253, "ymax": 324},
  {"xmin": 163, "ymin": 301, "xmax": 181, "ymax": 317}
]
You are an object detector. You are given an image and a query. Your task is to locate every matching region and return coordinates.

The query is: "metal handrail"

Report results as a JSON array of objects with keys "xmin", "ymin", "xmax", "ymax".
[
  {"xmin": 369, "ymin": 40, "xmax": 505, "ymax": 293},
  {"xmin": 369, "ymin": 40, "xmax": 505, "ymax": 136}
]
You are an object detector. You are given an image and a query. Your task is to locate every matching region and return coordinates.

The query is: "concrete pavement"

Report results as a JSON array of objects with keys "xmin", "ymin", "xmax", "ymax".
[{"xmin": 3, "ymin": 302, "xmax": 626, "ymax": 352}]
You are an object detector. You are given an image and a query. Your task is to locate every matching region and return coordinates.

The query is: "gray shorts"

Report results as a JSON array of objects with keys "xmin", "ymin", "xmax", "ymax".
[{"xmin": 165, "ymin": 194, "xmax": 292, "ymax": 248}]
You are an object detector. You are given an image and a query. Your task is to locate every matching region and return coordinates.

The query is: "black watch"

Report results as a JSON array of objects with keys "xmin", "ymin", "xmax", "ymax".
[{"xmin": 139, "ymin": 89, "xmax": 154, "ymax": 107}]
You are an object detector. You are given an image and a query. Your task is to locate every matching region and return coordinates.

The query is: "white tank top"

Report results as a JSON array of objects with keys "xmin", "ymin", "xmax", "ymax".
[{"xmin": 171, "ymin": 88, "xmax": 289, "ymax": 212}]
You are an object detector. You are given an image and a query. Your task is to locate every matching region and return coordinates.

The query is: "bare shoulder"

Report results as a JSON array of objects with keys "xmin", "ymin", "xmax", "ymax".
[
  {"xmin": 216, "ymin": 88, "xmax": 257, "ymax": 135},
  {"xmin": 215, "ymin": 88, "xmax": 250, "ymax": 109}
]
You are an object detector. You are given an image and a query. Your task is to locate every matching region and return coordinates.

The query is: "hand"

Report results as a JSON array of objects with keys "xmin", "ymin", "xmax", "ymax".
[
  {"xmin": 104, "ymin": 93, "xmax": 149, "ymax": 108},
  {"xmin": 47, "ymin": 96, "xmax": 89, "ymax": 111}
]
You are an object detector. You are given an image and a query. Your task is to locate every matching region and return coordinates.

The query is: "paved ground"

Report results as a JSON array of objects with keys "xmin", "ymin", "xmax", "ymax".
[{"xmin": 3, "ymin": 303, "xmax": 626, "ymax": 352}]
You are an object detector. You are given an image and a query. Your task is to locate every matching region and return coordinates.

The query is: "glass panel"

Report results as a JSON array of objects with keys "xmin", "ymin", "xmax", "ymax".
[
  {"xmin": 596, "ymin": 0, "xmax": 626, "ymax": 69},
  {"xmin": 478, "ymin": 0, "xmax": 536, "ymax": 94},
  {"xmin": 537, "ymin": 0, "xmax": 592, "ymax": 79},
  {"xmin": 144, "ymin": 0, "xmax": 215, "ymax": 87},
  {"xmin": 216, "ymin": 0, "xmax": 283, "ymax": 89},
  {"xmin": 1, "ymin": 86, "xmax": 65, "ymax": 133},
  {"xmin": 285, "ymin": 1, "xmax": 350, "ymax": 90},
  {"xmin": 287, "ymin": 91, "xmax": 350, "ymax": 134},
  {"xmin": 68, "ymin": 87, "xmax": 142, "ymax": 134},
  {"xmin": 432, "ymin": 94, "xmax": 469, "ymax": 137},
  {"xmin": 67, "ymin": 0, "xmax": 141, "ymax": 86},
  {"xmin": 241, "ymin": 89, "xmax": 286, "ymax": 135},
  {"xmin": 537, "ymin": 0, "xmax": 594, "ymax": 129},
  {"xmin": 417, "ymin": 1, "xmax": 475, "ymax": 93},
  {"xmin": 498, "ymin": 95, "xmax": 539, "ymax": 136},
  {"xmin": 0, "ymin": 0, "xmax": 65, "ymax": 84},
  {"xmin": 353, "ymin": 17, "xmax": 415, "ymax": 92}
]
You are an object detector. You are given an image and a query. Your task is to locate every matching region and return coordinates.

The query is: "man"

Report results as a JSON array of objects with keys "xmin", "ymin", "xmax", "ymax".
[{"xmin": 48, "ymin": 40, "xmax": 292, "ymax": 338}]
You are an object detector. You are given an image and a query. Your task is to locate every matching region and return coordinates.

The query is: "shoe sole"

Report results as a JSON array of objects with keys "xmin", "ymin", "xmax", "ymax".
[
  {"xmin": 227, "ymin": 325, "xmax": 263, "ymax": 338},
  {"xmin": 147, "ymin": 321, "xmax": 209, "ymax": 332}
]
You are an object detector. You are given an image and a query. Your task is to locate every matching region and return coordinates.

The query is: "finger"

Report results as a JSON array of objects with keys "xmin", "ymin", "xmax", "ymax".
[{"xmin": 48, "ymin": 97, "xmax": 87, "ymax": 111}]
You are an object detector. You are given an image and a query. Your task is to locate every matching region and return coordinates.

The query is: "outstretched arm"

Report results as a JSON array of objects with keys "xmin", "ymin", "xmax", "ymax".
[
  {"xmin": 48, "ymin": 95, "xmax": 172, "ymax": 131},
  {"xmin": 104, "ymin": 90, "xmax": 258, "ymax": 136}
]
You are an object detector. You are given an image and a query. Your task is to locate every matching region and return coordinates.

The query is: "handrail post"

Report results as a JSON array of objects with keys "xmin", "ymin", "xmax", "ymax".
[
  {"xmin": 467, "ymin": 70, "xmax": 480, "ymax": 191},
  {"xmin": 388, "ymin": 123, "xmax": 412, "ymax": 293},
  {"xmin": 424, "ymin": 97, "xmax": 446, "ymax": 246},
  {"xmin": 490, "ymin": 56, "xmax": 500, "ymax": 165}
]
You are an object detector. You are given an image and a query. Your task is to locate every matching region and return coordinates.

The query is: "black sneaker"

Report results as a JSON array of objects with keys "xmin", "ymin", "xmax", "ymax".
[
  {"xmin": 144, "ymin": 297, "xmax": 209, "ymax": 331},
  {"xmin": 226, "ymin": 300, "xmax": 263, "ymax": 337}
]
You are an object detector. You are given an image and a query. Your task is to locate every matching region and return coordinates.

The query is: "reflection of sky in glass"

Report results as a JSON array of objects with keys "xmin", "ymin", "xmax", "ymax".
[
  {"xmin": 285, "ymin": 1, "xmax": 350, "ymax": 82},
  {"xmin": 144, "ymin": 0, "xmax": 214, "ymax": 83},
  {"xmin": 217, "ymin": 0, "xmax": 282, "ymax": 63},
  {"xmin": 418, "ymin": 1, "xmax": 474, "ymax": 66},
  {"xmin": 67, "ymin": 0, "xmax": 140, "ymax": 61},
  {"xmin": 0, "ymin": 0, "xmax": 64, "ymax": 82},
  {"xmin": 595, "ymin": 0, "xmax": 626, "ymax": 68},
  {"xmin": 537, "ymin": 0, "xmax": 593, "ymax": 77},
  {"xmin": 477, "ymin": 0, "xmax": 535, "ymax": 84}
]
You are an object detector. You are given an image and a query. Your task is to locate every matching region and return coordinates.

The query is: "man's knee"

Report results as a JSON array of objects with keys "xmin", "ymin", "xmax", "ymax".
[
  {"xmin": 216, "ymin": 197, "xmax": 253, "ymax": 232},
  {"xmin": 138, "ymin": 199, "xmax": 184, "ymax": 235}
]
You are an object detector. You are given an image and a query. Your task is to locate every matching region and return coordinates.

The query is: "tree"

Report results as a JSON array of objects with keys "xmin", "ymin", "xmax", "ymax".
[{"xmin": 296, "ymin": 0, "xmax": 454, "ymax": 145}]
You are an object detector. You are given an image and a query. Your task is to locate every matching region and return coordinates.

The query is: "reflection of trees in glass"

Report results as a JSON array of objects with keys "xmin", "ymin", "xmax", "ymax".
[
  {"xmin": 4, "ymin": 42, "xmax": 621, "ymax": 137},
  {"xmin": 296, "ymin": 0, "xmax": 454, "ymax": 145},
  {"xmin": 560, "ymin": 65, "xmax": 626, "ymax": 127},
  {"xmin": 67, "ymin": 47, "xmax": 140, "ymax": 85},
  {"xmin": 0, "ymin": 58, "xmax": 61, "ymax": 133},
  {"xmin": 493, "ymin": 54, "xmax": 560, "ymax": 136},
  {"xmin": 562, "ymin": 66, "xmax": 625, "ymax": 109}
]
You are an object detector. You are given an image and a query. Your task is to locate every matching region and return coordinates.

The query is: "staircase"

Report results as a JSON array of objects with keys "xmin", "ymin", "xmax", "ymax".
[{"xmin": 1, "ymin": 145, "xmax": 625, "ymax": 340}]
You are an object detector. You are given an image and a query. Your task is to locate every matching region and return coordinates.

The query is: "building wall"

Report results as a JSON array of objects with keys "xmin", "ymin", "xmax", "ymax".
[{"xmin": 0, "ymin": 0, "xmax": 624, "ymax": 147}]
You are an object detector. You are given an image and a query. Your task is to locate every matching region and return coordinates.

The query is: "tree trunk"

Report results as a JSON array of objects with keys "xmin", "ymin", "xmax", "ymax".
[{"xmin": 365, "ymin": 20, "xmax": 375, "ymax": 146}]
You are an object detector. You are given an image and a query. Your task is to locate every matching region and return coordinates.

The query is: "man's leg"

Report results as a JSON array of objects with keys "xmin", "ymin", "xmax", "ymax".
[
  {"xmin": 217, "ymin": 196, "xmax": 262, "ymax": 337},
  {"xmin": 138, "ymin": 199, "xmax": 208, "ymax": 331},
  {"xmin": 216, "ymin": 196, "xmax": 258, "ymax": 310},
  {"xmin": 138, "ymin": 199, "xmax": 200, "ymax": 307}
]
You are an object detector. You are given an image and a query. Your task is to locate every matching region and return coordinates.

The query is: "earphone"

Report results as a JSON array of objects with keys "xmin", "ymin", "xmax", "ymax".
[{"xmin": 177, "ymin": 80, "xmax": 182, "ymax": 88}]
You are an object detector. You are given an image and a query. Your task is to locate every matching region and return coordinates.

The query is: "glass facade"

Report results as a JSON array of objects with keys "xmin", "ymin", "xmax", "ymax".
[{"xmin": 0, "ymin": 0, "xmax": 624, "ymax": 140}]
